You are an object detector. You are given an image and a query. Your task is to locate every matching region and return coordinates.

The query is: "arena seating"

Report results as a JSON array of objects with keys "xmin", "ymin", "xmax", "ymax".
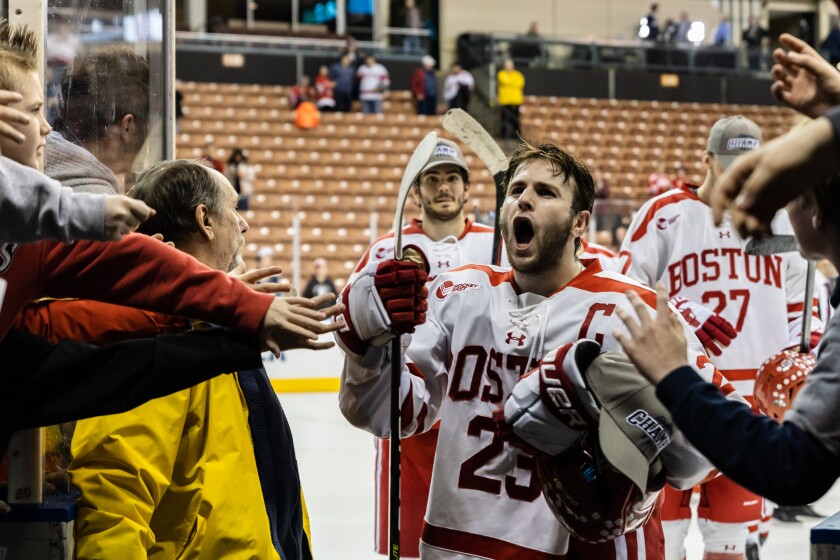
[{"xmin": 176, "ymin": 81, "xmax": 799, "ymax": 286}]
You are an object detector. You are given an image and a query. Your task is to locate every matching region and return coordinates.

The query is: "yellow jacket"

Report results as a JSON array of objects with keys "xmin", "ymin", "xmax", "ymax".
[
  {"xmin": 70, "ymin": 373, "xmax": 310, "ymax": 559},
  {"xmin": 497, "ymin": 69, "xmax": 525, "ymax": 106}
]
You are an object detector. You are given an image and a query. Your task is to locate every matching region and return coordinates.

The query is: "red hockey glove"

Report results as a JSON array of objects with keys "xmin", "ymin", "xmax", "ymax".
[
  {"xmin": 373, "ymin": 258, "xmax": 428, "ymax": 334},
  {"xmin": 670, "ymin": 296, "xmax": 737, "ymax": 356}
]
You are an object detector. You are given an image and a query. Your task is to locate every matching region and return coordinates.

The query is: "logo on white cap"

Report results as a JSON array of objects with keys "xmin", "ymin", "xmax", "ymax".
[
  {"xmin": 726, "ymin": 137, "xmax": 760, "ymax": 151},
  {"xmin": 434, "ymin": 145, "xmax": 459, "ymax": 159}
]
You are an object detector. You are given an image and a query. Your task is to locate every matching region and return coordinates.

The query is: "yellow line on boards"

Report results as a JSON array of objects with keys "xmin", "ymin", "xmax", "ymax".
[{"xmin": 271, "ymin": 377, "xmax": 340, "ymax": 393}]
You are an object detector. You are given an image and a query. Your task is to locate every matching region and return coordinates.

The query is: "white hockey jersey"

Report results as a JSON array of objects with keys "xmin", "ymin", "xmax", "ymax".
[
  {"xmin": 619, "ymin": 185, "xmax": 821, "ymax": 402},
  {"xmin": 339, "ymin": 260, "xmax": 742, "ymax": 559},
  {"xmin": 579, "ymin": 238, "xmax": 627, "ymax": 273},
  {"xmin": 351, "ymin": 217, "xmax": 507, "ymax": 283}
]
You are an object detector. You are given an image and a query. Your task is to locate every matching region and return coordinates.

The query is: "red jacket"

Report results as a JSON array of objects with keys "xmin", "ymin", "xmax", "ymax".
[
  {"xmin": 0, "ymin": 234, "xmax": 274, "ymax": 340},
  {"xmin": 14, "ymin": 299, "xmax": 189, "ymax": 344},
  {"xmin": 411, "ymin": 68, "xmax": 431, "ymax": 100}
]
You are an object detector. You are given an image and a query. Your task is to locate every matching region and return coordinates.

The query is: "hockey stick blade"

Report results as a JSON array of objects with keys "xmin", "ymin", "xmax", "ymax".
[
  {"xmin": 745, "ymin": 235, "xmax": 798, "ymax": 255},
  {"xmin": 442, "ymin": 109, "xmax": 508, "ymax": 176},
  {"xmin": 394, "ymin": 131, "xmax": 438, "ymax": 259},
  {"xmin": 442, "ymin": 109, "xmax": 508, "ymax": 265}
]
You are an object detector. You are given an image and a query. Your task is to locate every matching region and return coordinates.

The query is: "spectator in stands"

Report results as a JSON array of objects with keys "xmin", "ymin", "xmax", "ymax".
[
  {"xmin": 302, "ymin": 258, "xmax": 337, "ymax": 310},
  {"xmin": 673, "ymin": 163, "xmax": 689, "ymax": 189},
  {"xmin": 411, "ymin": 55, "xmax": 438, "ymax": 116},
  {"xmin": 290, "ymin": 75, "xmax": 316, "ymax": 109},
  {"xmin": 342, "ymin": 36, "xmax": 360, "ymax": 65},
  {"xmin": 820, "ymin": 17, "xmax": 840, "ymax": 67},
  {"xmin": 51, "ymin": 46, "xmax": 150, "ymax": 193},
  {"xmin": 329, "ymin": 54, "xmax": 355, "ymax": 112},
  {"xmin": 743, "ymin": 16, "xmax": 769, "ymax": 70},
  {"xmin": 593, "ymin": 167, "xmax": 611, "ymax": 231},
  {"xmin": 403, "ymin": 0, "xmax": 423, "ymax": 53},
  {"xmin": 641, "ymin": 3, "xmax": 660, "ymax": 41},
  {"xmin": 497, "ymin": 58, "xmax": 524, "ymax": 139},
  {"xmin": 444, "ymin": 62, "xmax": 475, "ymax": 111},
  {"xmin": 203, "ymin": 142, "xmax": 225, "ymax": 175},
  {"xmin": 314, "ymin": 64, "xmax": 336, "ymax": 112},
  {"xmin": 711, "ymin": 14, "xmax": 732, "ymax": 46},
  {"xmin": 647, "ymin": 165, "xmax": 674, "ymax": 196},
  {"xmin": 525, "ymin": 21, "xmax": 541, "ymax": 40},
  {"xmin": 356, "ymin": 54, "xmax": 390, "ymax": 115},
  {"xmin": 675, "ymin": 11, "xmax": 692, "ymax": 44},
  {"xmin": 226, "ymin": 147, "xmax": 255, "ymax": 211}
]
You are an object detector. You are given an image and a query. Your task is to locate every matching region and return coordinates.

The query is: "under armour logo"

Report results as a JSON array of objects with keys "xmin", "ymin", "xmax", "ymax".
[
  {"xmin": 724, "ymin": 545, "xmax": 736, "ymax": 551},
  {"xmin": 719, "ymin": 231, "xmax": 731, "ymax": 238},
  {"xmin": 437, "ymin": 260, "xmax": 450, "ymax": 268},
  {"xmin": 506, "ymin": 332, "xmax": 526, "ymax": 346}
]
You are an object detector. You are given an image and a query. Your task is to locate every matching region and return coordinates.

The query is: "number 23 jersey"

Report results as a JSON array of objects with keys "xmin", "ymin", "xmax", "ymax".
[{"xmin": 339, "ymin": 259, "xmax": 738, "ymax": 559}]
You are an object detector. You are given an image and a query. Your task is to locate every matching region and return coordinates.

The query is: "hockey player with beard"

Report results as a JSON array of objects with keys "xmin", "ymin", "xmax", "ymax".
[
  {"xmin": 347, "ymin": 138, "xmax": 506, "ymax": 558},
  {"xmin": 335, "ymin": 141, "xmax": 746, "ymax": 559}
]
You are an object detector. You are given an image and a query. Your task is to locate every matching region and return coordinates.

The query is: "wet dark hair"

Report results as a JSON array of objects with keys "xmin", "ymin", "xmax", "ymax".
[{"xmin": 504, "ymin": 140, "xmax": 595, "ymax": 253}]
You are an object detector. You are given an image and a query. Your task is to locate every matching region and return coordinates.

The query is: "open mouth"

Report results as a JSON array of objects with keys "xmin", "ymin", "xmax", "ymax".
[{"xmin": 513, "ymin": 217, "xmax": 534, "ymax": 248}]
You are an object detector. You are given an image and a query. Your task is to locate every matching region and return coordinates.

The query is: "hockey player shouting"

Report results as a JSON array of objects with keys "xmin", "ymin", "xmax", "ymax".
[{"xmin": 336, "ymin": 141, "xmax": 745, "ymax": 559}]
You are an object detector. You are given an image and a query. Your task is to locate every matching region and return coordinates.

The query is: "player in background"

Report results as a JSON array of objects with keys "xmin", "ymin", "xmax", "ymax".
[
  {"xmin": 579, "ymin": 235, "xmax": 627, "ymax": 273},
  {"xmin": 348, "ymin": 138, "xmax": 505, "ymax": 558},
  {"xmin": 619, "ymin": 116, "xmax": 822, "ymax": 560},
  {"xmin": 336, "ymin": 141, "xmax": 744, "ymax": 559}
]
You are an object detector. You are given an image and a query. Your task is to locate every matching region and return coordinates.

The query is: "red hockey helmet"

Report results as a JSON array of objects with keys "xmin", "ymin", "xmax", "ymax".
[
  {"xmin": 536, "ymin": 431, "xmax": 664, "ymax": 544},
  {"xmin": 754, "ymin": 349, "xmax": 816, "ymax": 421}
]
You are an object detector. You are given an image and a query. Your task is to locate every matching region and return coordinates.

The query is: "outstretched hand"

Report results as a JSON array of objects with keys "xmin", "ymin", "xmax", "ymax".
[
  {"xmin": 614, "ymin": 283, "xmax": 689, "ymax": 385},
  {"xmin": 259, "ymin": 293, "xmax": 344, "ymax": 355},
  {"xmin": 104, "ymin": 195, "xmax": 155, "ymax": 240},
  {"xmin": 771, "ymin": 34, "xmax": 840, "ymax": 119},
  {"xmin": 710, "ymin": 117, "xmax": 838, "ymax": 237},
  {"xmin": 0, "ymin": 90, "xmax": 30, "ymax": 150},
  {"xmin": 229, "ymin": 265, "xmax": 291, "ymax": 295}
]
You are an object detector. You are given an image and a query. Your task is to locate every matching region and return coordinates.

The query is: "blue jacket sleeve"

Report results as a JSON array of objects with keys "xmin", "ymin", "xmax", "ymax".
[{"xmin": 656, "ymin": 366, "xmax": 840, "ymax": 504}]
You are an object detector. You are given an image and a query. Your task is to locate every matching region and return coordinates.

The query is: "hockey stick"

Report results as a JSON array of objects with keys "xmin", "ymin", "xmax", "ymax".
[
  {"xmin": 389, "ymin": 130, "xmax": 438, "ymax": 560},
  {"xmin": 801, "ymin": 260, "xmax": 816, "ymax": 353},
  {"xmin": 744, "ymin": 234, "xmax": 798, "ymax": 255},
  {"xmin": 441, "ymin": 109, "xmax": 509, "ymax": 265}
]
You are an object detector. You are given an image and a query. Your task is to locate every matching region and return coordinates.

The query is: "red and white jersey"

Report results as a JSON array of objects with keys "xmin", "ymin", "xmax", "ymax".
[
  {"xmin": 340, "ymin": 260, "xmax": 742, "ymax": 559},
  {"xmin": 579, "ymin": 238, "xmax": 627, "ymax": 273},
  {"xmin": 351, "ymin": 218, "xmax": 507, "ymax": 283},
  {"xmin": 619, "ymin": 185, "xmax": 822, "ymax": 402},
  {"xmin": 356, "ymin": 62, "xmax": 390, "ymax": 100}
]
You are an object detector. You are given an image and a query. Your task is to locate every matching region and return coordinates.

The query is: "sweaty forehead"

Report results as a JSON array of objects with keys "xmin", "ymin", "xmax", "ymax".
[{"xmin": 510, "ymin": 159, "xmax": 566, "ymax": 185}]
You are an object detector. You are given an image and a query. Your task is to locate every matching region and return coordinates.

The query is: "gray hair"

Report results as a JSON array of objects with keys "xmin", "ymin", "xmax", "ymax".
[{"xmin": 130, "ymin": 159, "xmax": 226, "ymax": 243}]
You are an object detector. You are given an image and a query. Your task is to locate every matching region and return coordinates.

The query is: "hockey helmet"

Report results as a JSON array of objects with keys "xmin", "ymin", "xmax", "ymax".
[
  {"xmin": 536, "ymin": 431, "xmax": 664, "ymax": 544},
  {"xmin": 754, "ymin": 349, "xmax": 815, "ymax": 421}
]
